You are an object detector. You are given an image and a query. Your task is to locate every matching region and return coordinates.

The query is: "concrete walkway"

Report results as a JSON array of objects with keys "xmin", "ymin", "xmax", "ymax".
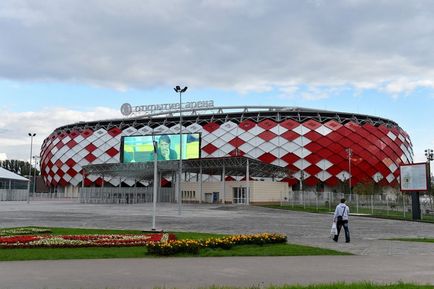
[{"xmin": 1, "ymin": 200, "xmax": 434, "ymax": 288}]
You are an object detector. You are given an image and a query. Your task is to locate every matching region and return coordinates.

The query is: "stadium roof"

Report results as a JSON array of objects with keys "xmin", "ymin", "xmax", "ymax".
[
  {"xmin": 0, "ymin": 167, "xmax": 29, "ymax": 181},
  {"xmin": 55, "ymin": 105, "xmax": 399, "ymax": 133},
  {"xmin": 83, "ymin": 156, "xmax": 289, "ymax": 180}
]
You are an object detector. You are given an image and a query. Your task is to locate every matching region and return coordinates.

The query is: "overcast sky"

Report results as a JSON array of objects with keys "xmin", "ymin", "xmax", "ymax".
[{"xmin": 0, "ymin": 0, "xmax": 433, "ymax": 167}]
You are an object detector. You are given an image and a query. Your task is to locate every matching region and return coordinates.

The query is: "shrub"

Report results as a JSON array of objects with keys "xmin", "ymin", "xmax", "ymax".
[{"xmin": 146, "ymin": 233, "xmax": 287, "ymax": 256}]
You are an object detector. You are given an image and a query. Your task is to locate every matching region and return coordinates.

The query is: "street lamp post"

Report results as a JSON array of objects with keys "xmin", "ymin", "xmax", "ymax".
[
  {"xmin": 346, "ymin": 148, "xmax": 352, "ymax": 200},
  {"xmin": 426, "ymin": 149, "xmax": 433, "ymax": 209},
  {"xmin": 174, "ymin": 85, "xmax": 187, "ymax": 216},
  {"xmin": 27, "ymin": 133, "xmax": 36, "ymax": 203},
  {"xmin": 32, "ymin": 155, "xmax": 40, "ymax": 196}
]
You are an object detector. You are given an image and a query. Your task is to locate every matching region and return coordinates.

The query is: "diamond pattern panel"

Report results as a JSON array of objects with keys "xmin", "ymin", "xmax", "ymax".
[{"xmin": 41, "ymin": 117, "xmax": 414, "ymax": 188}]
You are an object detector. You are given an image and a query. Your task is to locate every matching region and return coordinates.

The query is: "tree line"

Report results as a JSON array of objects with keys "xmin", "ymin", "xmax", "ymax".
[{"xmin": 0, "ymin": 159, "xmax": 40, "ymax": 177}]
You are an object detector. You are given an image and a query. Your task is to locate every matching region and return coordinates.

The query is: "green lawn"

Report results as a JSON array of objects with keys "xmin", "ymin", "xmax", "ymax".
[
  {"xmin": 263, "ymin": 204, "xmax": 434, "ymax": 223},
  {"xmin": 388, "ymin": 238, "xmax": 434, "ymax": 243},
  {"xmin": 0, "ymin": 227, "xmax": 348, "ymax": 261},
  {"xmin": 201, "ymin": 283, "xmax": 433, "ymax": 289}
]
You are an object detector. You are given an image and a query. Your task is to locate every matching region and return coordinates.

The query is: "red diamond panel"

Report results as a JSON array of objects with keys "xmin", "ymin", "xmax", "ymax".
[
  {"xmin": 85, "ymin": 144, "xmax": 97, "ymax": 153},
  {"xmin": 317, "ymin": 149, "xmax": 334, "ymax": 159},
  {"xmin": 203, "ymin": 122, "xmax": 220, "ymax": 133},
  {"xmin": 258, "ymin": 119, "xmax": 277, "ymax": 130},
  {"xmin": 229, "ymin": 149, "xmax": 245, "ymax": 157},
  {"xmin": 280, "ymin": 119, "xmax": 300, "ymax": 130},
  {"xmin": 345, "ymin": 122, "xmax": 361, "ymax": 132},
  {"xmin": 325, "ymin": 176, "xmax": 339, "ymax": 186},
  {"xmin": 66, "ymin": 139, "xmax": 77, "ymax": 149},
  {"xmin": 304, "ymin": 176, "xmax": 319, "ymax": 186},
  {"xmin": 305, "ymin": 131, "xmax": 322, "ymax": 142},
  {"xmin": 281, "ymin": 130, "xmax": 299, "ymax": 141},
  {"xmin": 108, "ymin": 127, "xmax": 122, "ymax": 137},
  {"xmin": 303, "ymin": 119, "xmax": 321, "ymax": 130},
  {"xmin": 335, "ymin": 126, "xmax": 352, "ymax": 137},
  {"xmin": 258, "ymin": 131, "xmax": 277, "ymax": 141},
  {"xmin": 67, "ymin": 168, "xmax": 78, "ymax": 177},
  {"xmin": 324, "ymin": 120, "xmax": 343, "ymax": 131},
  {"xmin": 85, "ymin": 153, "xmax": 97, "ymax": 162},
  {"xmin": 65, "ymin": 159, "xmax": 76, "ymax": 168},
  {"xmin": 304, "ymin": 154, "xmax": 322, "ymax": 165},
  {"xmin": 239, "ymin": 120, "xmax": 256, "ymax": 131},
  {"xmin": 81, "ymin": 129, "xmax": 94, "ymax": 138},
  {"xmin": 317, "ymin": 137, "xmax": 334, "ymax": 148},
  {"xmin": 59, "ymin": 178, "xmax": 68, "ymax": 187},
  {"xmin": 281, "ymin": 153, "xmax": 300, "ymax": 164},
  {"xmin": 305, "ymin": 165, "xmax": 322, "ymax": 176},
  {"xmin": 258, "ymin": 153, "xmax": 277, "ymax": 164},
  {"xmin": 202, "ymin": 143, "xmax": 218, "ymax": 154},
  {"xmin": 57, "ymin": 170, "xmax": 65, "ymax": 178},
  {"xmin": 327, "ymin": 143, "xmax": 344, "ymax": 154},
  {"xmin": 326, "ymin": 132, "xmax": 344, "ymax": 143},
  {"xmin": 70, "ymin": 130, "xmax": 80, "ymax": 138},
  {"xmin": 106, "ymin": 147, "xmax": 119, "ymax": 157},
  {"xmin": 304, "ymin": 142, "xmax": 322, "ymax": 153},
  {"xmin": 229, "ymin": 137, "xmax": 245, "ymax": 148}
]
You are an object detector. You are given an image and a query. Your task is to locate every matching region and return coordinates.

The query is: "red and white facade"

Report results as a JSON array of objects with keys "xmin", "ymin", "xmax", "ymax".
[{"xmin": 40, "ymin": 106, "xmax": 413, "ymax": 192}]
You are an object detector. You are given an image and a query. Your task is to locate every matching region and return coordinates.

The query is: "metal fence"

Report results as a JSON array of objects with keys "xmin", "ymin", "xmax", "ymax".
[
  {"xmin": 79, "ymin": 187, "xmax": 175, "ymax": 204},
  {"xmin": 0, "ymin": 189, "xmax": 28, "ymax": 201},
  {"xmin": 283, "ymin": 190, "xmax": 434, "ymax": 218}
]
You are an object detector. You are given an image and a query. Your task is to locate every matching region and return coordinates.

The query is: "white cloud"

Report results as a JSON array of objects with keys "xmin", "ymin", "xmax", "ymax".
[
  {"xmin": 0, "ymin": 153, "xmax": 7, "ymax": 161},
  {"xmin": 0, "ymin": 107, "xmax": 121, "ymax": 161},
  {"xmin": 1, "ymin": 1, "xmax": 434, "ymax": 93}
]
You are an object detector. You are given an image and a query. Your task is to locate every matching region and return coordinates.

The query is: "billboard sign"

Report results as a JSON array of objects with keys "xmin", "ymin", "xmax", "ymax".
[
  {"xmin": 121, "ymin": 133, "xmax": 201, "ymax": 163},
  {"xmin": 400, "ymin": 163, "xmax": 429, "ymax": 192}
]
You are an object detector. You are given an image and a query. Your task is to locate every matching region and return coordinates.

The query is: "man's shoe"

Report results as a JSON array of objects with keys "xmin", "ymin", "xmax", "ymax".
[{"xmin": 345, "ymin": 241, "xmax": 350, "ymax": 243}]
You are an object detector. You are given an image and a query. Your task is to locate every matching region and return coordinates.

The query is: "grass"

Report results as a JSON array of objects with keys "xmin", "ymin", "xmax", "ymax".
[
  {"xmin": 263, "ymin": 204, "xmax": 434, "ymax": 223},
  {"xmin": 0, "ymin": 227, "xmax": 348, "ymax": 261},
  {"xmin": 388, "ymin": 238, "xmax": 434, "ymax": 243},
  {"xmin": 198, "ymin": 283, "xmax": 434, "ymax": 289}
]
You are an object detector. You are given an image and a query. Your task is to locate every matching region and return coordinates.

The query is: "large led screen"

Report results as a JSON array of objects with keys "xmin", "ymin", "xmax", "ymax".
[{"xmin": 121, "ymin": 133, "xmax": 201, "ymax": 163}]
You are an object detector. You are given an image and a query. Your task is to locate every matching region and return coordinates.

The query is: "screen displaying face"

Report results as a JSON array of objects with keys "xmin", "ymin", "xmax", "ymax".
[{"xmin": 121, "ymin": 133, "xmax": 201, "ymax": 163}]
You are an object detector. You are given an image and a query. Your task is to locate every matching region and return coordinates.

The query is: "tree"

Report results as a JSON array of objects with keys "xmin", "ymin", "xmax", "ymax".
[{"xmin": 0, "ymin": 159, "xmax": 40, "ymax": 177}]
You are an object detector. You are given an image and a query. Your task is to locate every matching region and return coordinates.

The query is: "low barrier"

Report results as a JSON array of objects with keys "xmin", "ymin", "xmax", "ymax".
[
  {"xmin": 0, "ymin": 189, "xmax": 28, "ymax": 201},
  {"xmin": 79, "ymin": 187, "xmax": 175, "ymax": 204}
]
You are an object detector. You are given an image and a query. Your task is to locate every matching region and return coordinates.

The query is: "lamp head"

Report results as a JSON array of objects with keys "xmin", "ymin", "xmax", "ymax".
[
  {"xmin": 181, "ymin": 86, "xmax": 188, "ymax": 93},
  {"xmin": 174, "ymin": 86, "xmax": 181, "ymax": 92}
]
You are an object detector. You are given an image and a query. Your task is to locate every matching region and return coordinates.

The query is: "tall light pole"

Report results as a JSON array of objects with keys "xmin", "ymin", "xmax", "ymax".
[
  {"xmin": 346, "ymin": 148, "xmax": 352, "ymax": 200},
  {"xmin": 27, "ymin": 133, "xmax": 36, "ymax": 203},
  {"xmin": 426, "ymin": 149, "xmax": 433, "ymax": 207},
  {"xmin": 32, "ymin": 155, "xmax": 40, "ymax": 196},
  {"xmin": 174, "ymin": 85, "xmax": 187, "ymax": 215}
]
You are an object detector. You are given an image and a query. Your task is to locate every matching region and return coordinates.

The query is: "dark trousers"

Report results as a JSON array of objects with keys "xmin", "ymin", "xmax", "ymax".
[{"xmin": 333, "ymin": 219, "xmax": 350, "ymax": 242}]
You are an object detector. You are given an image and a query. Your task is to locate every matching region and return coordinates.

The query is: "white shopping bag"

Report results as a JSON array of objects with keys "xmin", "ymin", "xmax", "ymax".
[{"xmin": 330, "ymin": 222, "xmax": 337, "ymax": 237}]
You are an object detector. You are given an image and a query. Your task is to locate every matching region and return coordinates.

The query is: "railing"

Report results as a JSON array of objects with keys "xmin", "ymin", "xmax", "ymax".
[
  {"xmin": 281, "ymin": 191, "xmax": 434, "ymax": 219},
  {"xmin": 0, "ymin": 189, "xmax": 28, "ymax": 201},
  {"xmin": 79, "ymin": 187, "xmax": 175, "ymax": 204}
]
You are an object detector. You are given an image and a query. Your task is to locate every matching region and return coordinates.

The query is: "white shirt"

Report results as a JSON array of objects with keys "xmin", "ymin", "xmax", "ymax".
[{"xmin": 333, "ymin": 203, "xmax": 349, "ymax": 221}]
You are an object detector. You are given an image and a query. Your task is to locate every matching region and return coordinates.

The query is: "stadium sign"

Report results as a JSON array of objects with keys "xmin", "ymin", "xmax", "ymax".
[{"xmin": 120, "ymin": 101, "xmax": 215, "ymax": 116}]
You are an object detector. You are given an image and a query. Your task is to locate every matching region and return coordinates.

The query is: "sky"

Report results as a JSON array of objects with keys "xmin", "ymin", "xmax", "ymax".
[{"xmin": 0, "ymin": 0, "xmax": 434, "ymax": 169}]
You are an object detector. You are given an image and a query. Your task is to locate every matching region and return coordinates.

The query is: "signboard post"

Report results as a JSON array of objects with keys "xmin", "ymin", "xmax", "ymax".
[{"xmin": 400, "ymin": 163, "xmax": 429, "ymax": 220}]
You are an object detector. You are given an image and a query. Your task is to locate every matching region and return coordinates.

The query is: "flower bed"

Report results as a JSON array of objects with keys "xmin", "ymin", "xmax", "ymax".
[
  {"xmin": 0, "ymin": 233, "xmax": 176, "ymax": 249},
  {"xmin": 146, "ymin": 233, "xmax": 287, "ymax": 255}
]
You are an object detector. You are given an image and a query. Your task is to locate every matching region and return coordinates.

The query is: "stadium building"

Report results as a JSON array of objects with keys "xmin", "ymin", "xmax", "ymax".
[{"xmin": 40, "ymin": 106, "xmax": 413, "ymax": 204}]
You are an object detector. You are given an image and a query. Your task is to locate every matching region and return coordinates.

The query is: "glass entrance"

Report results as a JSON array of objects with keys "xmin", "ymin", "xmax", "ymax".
[{"xmin": 233, "ymin": 187, "xmax": 247, "ymax": 204}]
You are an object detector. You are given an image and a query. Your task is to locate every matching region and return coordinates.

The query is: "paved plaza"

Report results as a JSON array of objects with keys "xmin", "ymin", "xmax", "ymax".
[{"xmin": 1, "ymin": 200, "xmax": 434, "ymax": 288}]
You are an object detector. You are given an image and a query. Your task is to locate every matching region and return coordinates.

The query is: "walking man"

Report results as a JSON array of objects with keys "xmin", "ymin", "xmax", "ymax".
[{"xmin": 333, "ymin": 198, "xmax": 350, "ymax": 243}]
